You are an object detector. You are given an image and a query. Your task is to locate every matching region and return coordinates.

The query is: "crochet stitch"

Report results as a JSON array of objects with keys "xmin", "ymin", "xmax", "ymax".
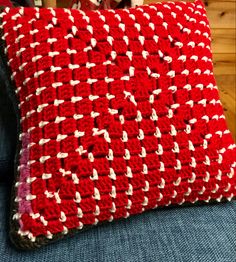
[{"xmin": 0, "ymin": 0, "xmax": 235, "ymax": 250}]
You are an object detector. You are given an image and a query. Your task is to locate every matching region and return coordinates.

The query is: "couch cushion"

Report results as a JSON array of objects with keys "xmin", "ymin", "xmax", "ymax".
[{"xmin": 0, "ymin": 57, "xmax": 17, "ymax": 182}]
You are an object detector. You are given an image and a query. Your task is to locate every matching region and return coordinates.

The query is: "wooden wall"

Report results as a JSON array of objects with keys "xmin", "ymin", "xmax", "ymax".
[{"xmin": 55, "ymin": 0, "xmax": 236, "ymax": 140}]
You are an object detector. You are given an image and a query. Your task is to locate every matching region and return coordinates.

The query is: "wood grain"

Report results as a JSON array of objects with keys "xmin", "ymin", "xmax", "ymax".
[
  {"xmin": 204, "ymin": 1, "xmax": 236, "ymax": 29},
  {"xmin": 211, "ymin": 29, "xmax": 235, "ymax": 54},
  {"xmin": 216, "ymin": 75, "xmax": 236, "ymax": 141},
  {"xmin": 44, "ymin": 0, "xmax": 57, "ymax": 7},
  {"xmin": 213, "ymin": 54, "xmax": 236, "ymax": 75}
]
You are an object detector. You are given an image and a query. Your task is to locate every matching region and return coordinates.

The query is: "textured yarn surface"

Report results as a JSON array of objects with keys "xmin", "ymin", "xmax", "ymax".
[{"xmin": 0, "ymin": 0, "xmax": 236, "ymax": 250}]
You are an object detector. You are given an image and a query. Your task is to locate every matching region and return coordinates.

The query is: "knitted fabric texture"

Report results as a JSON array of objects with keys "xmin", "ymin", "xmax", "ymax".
[{"xmin": 0, "ymin": 0, "xmax": 235, "ymax": 250}]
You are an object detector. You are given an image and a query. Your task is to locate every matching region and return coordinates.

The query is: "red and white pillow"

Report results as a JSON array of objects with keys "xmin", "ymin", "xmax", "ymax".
[{"xmin": 0, "ymin": 0, "xmax": 235, "ymax": 250}]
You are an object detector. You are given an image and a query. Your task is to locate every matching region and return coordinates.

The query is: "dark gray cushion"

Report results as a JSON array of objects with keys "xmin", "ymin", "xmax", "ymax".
[
  {"xmin": 0, "ymin": 0, "xmax": 34, "ymax": 183},
  {"xmin": 0, "ymin": 54, "xmax": 17, "ymax": 182}
]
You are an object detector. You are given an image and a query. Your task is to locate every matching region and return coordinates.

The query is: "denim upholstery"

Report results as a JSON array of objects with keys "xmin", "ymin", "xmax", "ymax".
[{"xmin": 0, "ymin": 184, "xmax": 235, "ymax": 261}]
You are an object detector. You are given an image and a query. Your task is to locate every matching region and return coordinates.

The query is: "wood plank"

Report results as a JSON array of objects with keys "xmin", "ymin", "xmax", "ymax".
[
  {"xmin": 213, "ymin": 54, "xmax": 236, "ymax": 75},
  {"xmin": 216, "ymin": 75, "xmax": 236, "ymax": 141},
  {"xmin": 211, "ymin": 29, "xmax": 235, "ymax": 54},
  {"xmin": 44, "ymin": 0, "xmax": 57, "ymax": 7},
  {"xmin": 204, "ymin": 1, "xmax": 236, "ymax": 29},
  {"xmin": 57, "ymin": 0, "xmax": 68, "ymax": 8}
]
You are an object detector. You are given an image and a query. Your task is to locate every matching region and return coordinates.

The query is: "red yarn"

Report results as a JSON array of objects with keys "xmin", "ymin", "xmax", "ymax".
[
  {"xmin": 0, "ymin": 0, "xmax": 13, "ymax": 7},
  {"xmin": 1, "ymin": 1, "xmax": 236, "ymax": 247}
]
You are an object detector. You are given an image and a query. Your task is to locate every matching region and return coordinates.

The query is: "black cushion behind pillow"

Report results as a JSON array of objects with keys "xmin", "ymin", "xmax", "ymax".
[{"xmin": 0, "ymin": 54, "xmax": 17, "ymax": 183}]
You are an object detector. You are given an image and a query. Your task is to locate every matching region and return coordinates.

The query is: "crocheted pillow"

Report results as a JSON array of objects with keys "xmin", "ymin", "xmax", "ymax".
[{"xmin": 0, "ymin": 0, "xmax": 235, "ymax": 250}]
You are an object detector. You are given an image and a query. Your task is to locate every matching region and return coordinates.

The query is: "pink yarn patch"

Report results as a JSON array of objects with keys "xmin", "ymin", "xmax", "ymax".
[{"xmin": 17, "ymin": 134, "xmax": 32, "ymax": 216}]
